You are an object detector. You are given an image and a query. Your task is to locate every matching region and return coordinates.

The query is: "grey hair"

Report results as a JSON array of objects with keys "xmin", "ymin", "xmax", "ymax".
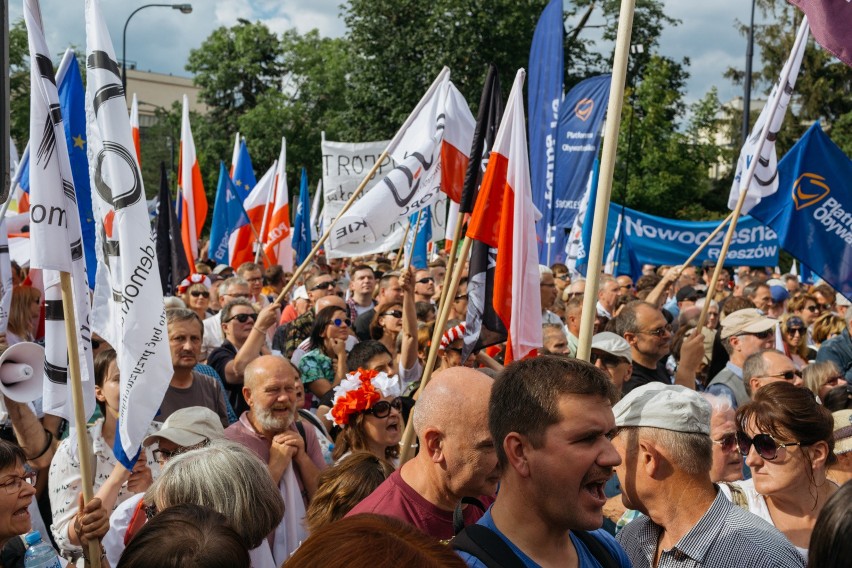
[
  {"xmin": 700, "ymin": 392, "xmax": 733, "ymax": 415},
  {"xmin": 538, "ymin": 264, "xmax": 553, "ymax": 277},
  {"xmin": 742, "ymin": 349, "xmax": 784, "ymax": 383},
  {"xmin": 220, "ymin": 276, "xmax": 248, "ymax": 296},
  {"xmin": 144, "ymin": 439, "xmax": 284, "ymax": 549},
  {"xmin": 163, "ymin": 296, "xmax": 186, "ymax": 310},
  {"xmin": 625, "ymin": 426, "xmax": 712, "ymax": 477},
  {"xmin": 694, "ymin": 297, "xmax": 718, "ymax": 310},
  {"xmin": 166, "ymin": 308, "xmax": 203, "ymax": 337}
]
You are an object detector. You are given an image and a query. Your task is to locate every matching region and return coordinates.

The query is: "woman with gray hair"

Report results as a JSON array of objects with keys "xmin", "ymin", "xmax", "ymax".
[{"xmin": 141, "ymin": 440, "xmax": 284, "ymax": 567}]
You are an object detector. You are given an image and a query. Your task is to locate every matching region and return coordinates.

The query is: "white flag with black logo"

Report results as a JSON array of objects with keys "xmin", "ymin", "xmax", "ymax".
[
  {"xmin": 86, "ymin": 0, "xmax": 173, "ymax": 469},
  {"xmin": 24, "ymin": 0, "xmax": 96, "ymax": 421}
]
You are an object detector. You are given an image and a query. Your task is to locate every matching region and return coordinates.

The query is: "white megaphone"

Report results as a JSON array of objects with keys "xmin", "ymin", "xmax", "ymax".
[{"xmin": 0, "ymin": 343, "xmax": 45, "ymax": 403}]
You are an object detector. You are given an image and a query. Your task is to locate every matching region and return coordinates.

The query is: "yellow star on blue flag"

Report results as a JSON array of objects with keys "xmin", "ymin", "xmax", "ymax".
[{"xmin": 72, "ymin": 134, "xmax": 85, "ymax": 149}]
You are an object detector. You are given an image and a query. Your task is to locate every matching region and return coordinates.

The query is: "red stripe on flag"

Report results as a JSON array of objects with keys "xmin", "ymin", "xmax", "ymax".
[{"xmin": 440, "ymin": 140, "xmax": 469, "ymax": 203}]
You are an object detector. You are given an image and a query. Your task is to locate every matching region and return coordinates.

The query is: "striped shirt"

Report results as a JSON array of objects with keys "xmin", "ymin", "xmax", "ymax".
[{"xmin": 616, "ymin": 487, "xmax": 806, "ymax": 567}]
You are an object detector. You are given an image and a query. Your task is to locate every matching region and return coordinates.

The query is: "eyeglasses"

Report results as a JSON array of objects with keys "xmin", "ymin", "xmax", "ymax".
[
  {"xmin": 225, "ymin": 312, "xmax": 258, "ymax": 324},
  {"xmin": 366, "ymin": 397, "xmax": 403, "ymax": 418},
  {"xmin": 555, "ymin": 274, "xmax": 569, "ymax": 281},
  {"xmin": 382, "ymin": 310, "xmax": 403, "ymax": 318},
  {"xmin": 332, "ymin": 317, "xmax": 352, "ymax": 328},
  {"xmin": 190, "ymin": 290, "xmax": 210, "ymax": 298},
  {"xmin": 0, "ymin": 471, "xmax": 37, "ymax": 495},
  {"xmin": 711, "ymin": 432, "xmax": 738, "ymax": 453},
  {"xmin": 454, "ymin": 294, "xmax": 468, "ymax": 301},
  {"xmin": 310, "ymin": 281, "xmax": 336, "ymax": 291},
  {"xmin": 738, "ymin": 329, "xmax": 774, "ymax": 340},
  {"xmin": 736, "ymin": 431, "xmax": 802, "ymax": 460},
  {"xmin": 416, "ymin": 277, "xmax": 434, "ymax": 284},
  {"xmin": 152, "ymin": 448, "xmax": 178, "ymax": 463},
  {"xmin": 639, "ymin": 324, "xmax": 672, "ymax": 337},
  {"xmin": 762, "ymin": 369, "xmax": 802, "ymax": 382},
  {"xmin": 590, "ymin": 351, "xmax": 624, "ymax": 367}
]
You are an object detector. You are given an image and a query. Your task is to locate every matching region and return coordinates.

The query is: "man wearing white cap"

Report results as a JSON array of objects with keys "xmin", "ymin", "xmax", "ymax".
[
  {"xmin": 706, "ymin": 309, "xmax": 776, "ymax": 408},
  {"xmin": 611, "ymin": 384, "xmax": 806, "ymax": 568},
  {"xmin": 591, "ymin": 332, "xmax": 633, "ymax": 397}
]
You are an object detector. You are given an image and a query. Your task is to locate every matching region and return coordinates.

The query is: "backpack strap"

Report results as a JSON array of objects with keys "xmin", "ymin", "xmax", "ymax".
[
  {"xmin": 451, "ymin": 524, "xmax": 527, "ymax": 568},
  {"xmin": 294, "ymin": 420, "xmax": 307, "ymax": 447},
  {"xmin": 573, "ymin": 530, "xmax": 619, "ymax": 568},
  {"xmin": 452, "ymin": 496, "xmax": 487, "ymax": 535}
]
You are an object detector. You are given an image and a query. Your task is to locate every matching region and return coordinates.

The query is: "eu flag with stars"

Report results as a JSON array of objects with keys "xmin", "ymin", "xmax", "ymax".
[
  {"xmin": 231, "ymin": 139, "xmax": 256, "ymax": 201},
  {"xmin": 749, "ymin": 122, "xmax": 852, "ymax": 300}
]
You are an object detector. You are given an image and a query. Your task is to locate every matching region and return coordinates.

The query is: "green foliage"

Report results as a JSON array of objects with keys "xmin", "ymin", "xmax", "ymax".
[{"xmin": 9, "ymin": 19, "xmax": 31, "ymax": 149}]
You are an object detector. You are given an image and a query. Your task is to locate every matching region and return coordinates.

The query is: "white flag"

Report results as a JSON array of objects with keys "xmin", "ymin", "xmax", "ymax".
[
  {"xmin": 24, "ymin": 0, "xmax": 96, "ymax": 421},
  {"xmin": 85, "ymin": 0, "xmax": 173, "ymax": 468},
  {"xmin": 729, "ymin": 19, "xmax": 809, "ymax": 214}
]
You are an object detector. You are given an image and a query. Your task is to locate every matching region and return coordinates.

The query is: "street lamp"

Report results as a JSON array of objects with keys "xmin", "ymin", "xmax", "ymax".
[
  {"xmin": 122, "ymin": 3, "xmax": 193, "ymax": 94},
  {"xmin": 742, "ymin": 0, "xmax": 756, "ymax": 145}
]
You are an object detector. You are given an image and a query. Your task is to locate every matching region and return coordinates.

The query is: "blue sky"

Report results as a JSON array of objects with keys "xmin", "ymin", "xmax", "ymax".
[{"xmin": 10, "ymin": 0, "xmax": 778, "ymax": 107}]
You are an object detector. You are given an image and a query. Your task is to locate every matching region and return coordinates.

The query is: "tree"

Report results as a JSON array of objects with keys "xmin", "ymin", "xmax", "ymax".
[{"xmin": 9, "ymin": 19, "xmax": 31, "ymax": 150}]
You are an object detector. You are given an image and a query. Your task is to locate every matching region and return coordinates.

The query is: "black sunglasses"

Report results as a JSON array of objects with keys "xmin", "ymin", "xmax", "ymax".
[
  {"xmin": 764, "ymin": 369, "xmax": 802, "ymax": 381},
  {"xmin": 739, "ymin": 328, "xmax": 774, "ymax": 340},
  {"xmin": 332, "ymin": 317, "xmax": 352, "ymax": 328},
  {"xmin": 226, "ymin": 312, "xmax": 258, "ymax": 324},
  {"xmin": 736, "ymin": 431, "xmax": 802, "ymax": 461},
  {"xmin": 590, "ymin": 351, "xmax": 624, "ymax": 367},
  {"xmin": 310, "ymin": 281, "xmax": 336, "ymax": 291},
  {"xmin": 712, "ymin": 432, "xmax": 738, "ymax": 453},
  {"xmin": 382, "ymin": 310, "xmax": 403, "ymax": 318},
  {"xmin": 190, "ymin": 290, "xmax": 210, "ymax": 298},
  {"xmin": 366, "ymin": 397, "xmax": 403, "ymax": 418},
  {"xmin": 416, "ymin": 277, "xmax": 434, "ymax": 284}
]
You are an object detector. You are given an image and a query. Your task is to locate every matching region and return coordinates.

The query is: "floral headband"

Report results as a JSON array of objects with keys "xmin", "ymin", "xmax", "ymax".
[
  {"xmin": 326, "ymin": 368, "xmax": 401, "ymax": 427},
  {"xmin": 177, "ymin": 274, "xmax": 211, "ymax": 295}
]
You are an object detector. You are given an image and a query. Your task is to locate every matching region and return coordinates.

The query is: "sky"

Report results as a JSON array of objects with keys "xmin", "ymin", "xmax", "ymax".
[{"xmin": 9, "ymin": 0, "xmax": 775, "ymax": 107}]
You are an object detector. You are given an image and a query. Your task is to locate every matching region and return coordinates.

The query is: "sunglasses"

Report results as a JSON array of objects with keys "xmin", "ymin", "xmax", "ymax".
[
  {"xmin": 763, "ymin": 369, "xmax": 802, "ymax": 381},
  {"xmin": 190, "ymin": 290, "xmax": 210, "ymax": 298},
  {"xmin": 332, "ymin": 317, "xmax": 352, "ymax": 328},
  {"xmin": 225, "ymin": 312, "xmax": 258, "ymax": 324},
  {"xmin": 416, "ymin": 277, "xmax": 435, "ymax": 284},
  {"xmin": 639, "ymin": 324, "xmax": 672, "ymax": 337},
  {"xmin": 366, "ymin": 397, "xmax": 403, "ymax": 418},
  {"xmin": 590, "ymin": 351, "xmax": 624, "ymax": 367},
  {"xmin": 804, "ymin": 305, "xmax": 821, "ymax": 313},
  {"xmin": 310, "ymin": 281, "xmax": 337, "ymax": 291},
  {"xmin": 736, "ymin": 431, "xmax": 802, "ymax": 461},
  {"xmin": 152, "ymin": 448, "xmax": 178, "ymax": 463},
  {"xmin": 711, "ymin": 432, "xmax": 738, "ymax": 453},
  {"xmin": 786, "ymin": 327, "xmax": 804, "ymax": 336},
  {"xmin": 738, "ymin": 329, "xmax": 774, "ymax": 340},
  {"xmin": 382, "ymin": 310, "xmax": 403, "ymax": 319}
]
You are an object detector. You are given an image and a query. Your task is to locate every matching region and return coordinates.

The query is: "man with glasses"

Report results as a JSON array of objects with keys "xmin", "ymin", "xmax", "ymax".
[
  {"xmin": 539, "ymin": 265, "xmax": 561, "ymax": 325},
  {"xmin": 616, "ymin": 275, "xmax": 636, "ymax": 298},
  {"xmin": 706, "ymin": 309, "xmax": 777, "ymax": 408},
  {"xmin": 816, "ymin": 308, "xmax": 852, "ymax": 383},
  {"xmin": 279, "ymin": 273, "xmax": 337, "ymax": 357},
  {"xmin": 616, "ymin": 302, "xmax": 675, "ymax": 395},
  {"xmin": 611, "ymin": 384, "xmax": 805, "ymax": 568},
  {"xmin": 413, "ymin": 269, "xmax": 436, "ymax": 303},
  {"xmin": 208, "ymin": 298, "xmax": 280, "ymax": 415},
  {"xmin": 700, "ymin": 393, "xmax": 744, "ymax": 483},
  {"xmin": 202, "ymin": 276, "xmax": 251, "ymax": 357},
  {"xmin": 743, "ymin": 349, "xmax": 803, "ymax": 396},
  {"xmin": 237, "ymin": 262, "xmax": 268, "ymax": 308}
]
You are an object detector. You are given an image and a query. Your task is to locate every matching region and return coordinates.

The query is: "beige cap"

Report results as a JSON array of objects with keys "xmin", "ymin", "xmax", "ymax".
[
  {"xmin": 144, "ymin": 407, "xmax": 225, "ymax": 448},
  {"xmin": 720, "ymin": 308, "xmax": 777, "ymax": 339},
  {"xmin": 613, "ymin": 383, "xmax": 711, "ymax": 435}
]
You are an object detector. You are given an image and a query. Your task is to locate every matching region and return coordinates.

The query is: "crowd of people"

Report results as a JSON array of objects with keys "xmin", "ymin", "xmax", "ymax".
[{"xmin": 0, "ymin": 252, "xmax": 849, "ymax": 567}]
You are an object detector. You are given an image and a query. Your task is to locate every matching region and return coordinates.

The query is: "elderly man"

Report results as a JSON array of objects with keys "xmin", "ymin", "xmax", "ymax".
[
  {"xmin": 160, "ymin": 309, "xmax": 230, "ymax": 427},
  {"xmin": 225, "ymin": 355, "xmax": 325, "ymax": 559},
  {"xmin": 743, "ymin": 349, "xmax": 803, "ymax": 396},
  {"xmin": 706, "ymin": 308, "xmax": 776, "ymax": 408},
  {"xmin": 202, "ymin": 276, "xmax": 251, "ymax": 357},
  {"xmin": 611, "ymin": 384, "xmax": 805, "ymax": 567},
  {"xmin": 347, "ymin": 367, "xmax": 497, "ymax": 541},
  {"xmin": 816, "ymin": 309, "xmax": 852, "ymax": 382},
  {"xmin": 743, "ymin": 282, "xmax": 773, "ymax": 314},
  {"xmin": 591, "ymin": 332, "xmax": 633, "ymax": 397},
  {"xmin": 455, "ymin": 356, "xmax": 629, "ymax": 567},
  {"xmin": 597, "ymin": 275, "xmax": 621, "ymax": 319},
  {"xmin": 539, "ymin": 265, "xmax": 561, "ymax": 325},
  {"xmin": 563, "ymin": 278, "xmax": 586, "ymax": 302},
  {"xmin": 541, "ymin": 323, "xmax": 570, "ymax": 355},
  {"xmin": 700, "ymin": 393, "xmax": 743, "ymax": 483}
]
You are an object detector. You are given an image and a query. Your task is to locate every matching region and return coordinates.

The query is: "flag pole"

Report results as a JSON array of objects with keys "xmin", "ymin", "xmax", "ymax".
[
  {"xmin": 254, "ymin": 162, "xmax": 277, "ymax": 265},
  {"xmin": 696, "ymin": 18, "xmax": 809, "ymax": 332},
  {"xmin": 399, "ymin": 234, "xmax": 472, "ymax": 465},
  {"xmin": 403, "ymin": 208, "xmax": 425, "ymax": 271},
  {"xmin": 59, "ymin": 272, "xmax": 101, "ymax": 567},
  {"xmin": 576, "ymin": 0, "xmax": 636, "ymax": 362},
  {"xmin": 437, "ymin": 210, "xmax": 465, "ymax": 309},
  {"xmin": 392, "ymin": 220, "xmax": 412, "ymax": 271},
  {"xmin": 275, "ymin": 67, "xmax": 451, "ymax": 304}
]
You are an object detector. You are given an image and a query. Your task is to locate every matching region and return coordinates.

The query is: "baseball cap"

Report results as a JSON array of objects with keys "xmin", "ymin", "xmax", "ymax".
[
  {"xmin": 591, "ymin": 332, "xmax": 632, "ymax": 363},
  {"xmin": 833, "ymin": 410, "xmax": 852, "ymax": 456},
  {"xmin": 769, "ymin": 285, "xmax": 789, "ymax": 303},
  {"xmin": 143, "ymin": 407, "xmax": 225, "ymax": 448},
  {"xmin": 613, "ymin": 383, "xmax": 711, "ymax": 435},
  {"xmin": 676, "ymin": 286, "xmax": 698, "ymax": 303},
  {"xmin": 719, "ymin": 308, "xmax": 777, "ymax": 339}
]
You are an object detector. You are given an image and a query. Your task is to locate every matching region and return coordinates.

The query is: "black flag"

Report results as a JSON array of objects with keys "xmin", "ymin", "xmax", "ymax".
[
  {"xmin": 462, "ymin": 65, "xmax": 507, "ymax": 361},
  {"xmin": 156, "ymin": 162, "xmax": 190, "ymax": 295}
]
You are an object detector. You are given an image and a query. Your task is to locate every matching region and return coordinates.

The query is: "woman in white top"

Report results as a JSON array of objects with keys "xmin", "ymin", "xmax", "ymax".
[{"xmin": 723, "ymin": 381, "xmax": 837, "ymax": 560}]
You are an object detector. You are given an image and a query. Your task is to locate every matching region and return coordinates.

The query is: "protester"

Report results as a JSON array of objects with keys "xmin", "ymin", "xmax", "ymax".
[
  {"xmin": 455, "ymin": 356, "xmax": 629, "ymax": 567},
  {"xmin": 326, "ymin": 368, "xmax": 404, "ymax": 464},
  {"xmin": 701, "ymin": 393, "xmax": 744, "ymax": 482},
  {"xmin": 346, "ymin": 264, "xmax": 377, "ymax": 321},
  {"xmin": 237, "ymin": 262, "xmax": 268, "ymax": 307},
  {"xmin": 446, "ymin": 277, "xmax": 469, "ymax": 321},
  {"xmin": 263, "ymin": 265, "xmax": 287, "ymax": 299},
  {"xmin": 368, "ymin": 268, "xmax": 419, "ymax": 381},
  {"xmin": 596, "ymin": 275, "xmax": 620, "ymax": 319},
  {"xmin": 202, "ymin": 276, "xmax": 251, "ymax": 356},
  {"xmin": 0, "ymin": 440, "xmax": 39, "ymax": 562},
  {"xmin": 293, "ymin": 380, "xmax": 334, "ymax": 465},
  {"xmin": 827, "ymin": 410, "xmax": 852, "ymax": 486},
  {"xmin": 815, "ymin": 309, "xmax": 852, "ymax": 382},
  {"xmin": 742, "ymin": 349, "xmax": 803, "ymax": 396},
  {"xmin": 802, "ymin": 361, "xmax": 846, "ymax": 401},
  {"xmin": 281, "ymin": 273, "xmax": 338, "ymax": 357},
  {"xmin": 6, "ymin": 286, "xmax": 40, "ymax": 345},
  {"xmin": 811, "ymin": 312, "xmax": 846, "ymax": 348},
  {"xmin": 781, "ymin": 314, "xmax": 811, "ymax": 368},
  {"xmin": 298, "ymin": 305, "xmax": 352, "ymax": 400},
  {"xmin": 722, "ymin": 382, "xmax": 837, "ymax": 558},
  {"xmin": 539, "ymin": 265, "xmax": 561, "ymax": 324},
  {"xmin": 695, "ymin": 297, "xmax": 720, "ymax": 330},
  {"xmin": 289, "ymin": 295, "xmax": 356, "ymax": 366},
  {"xmin": 304, "ymin": 451, "xmax": 395, "ymax": 533},
  {"xmin": 823, "ymin": 384, "xmax": 852, "ymax": 412},
  {"xmin": 541, "ymin": 323, "xmax": 570, "ymax": 355},
  {"xmin": 563, "ymin": 278, "xmax": 585, "ymax": 302},
  {"xmin": 563, "ymin": 295, "xmax": 583, "ymax": 356},
  {"xmin": 354, "ymin": 272, "xmax": 404, "ymax": 340},
  {"xmin": 413, "ymin": 269, "xmax": 435, "ymax": 303},
  {"xmin": 177, "ymin": 274, "xmax": 212, "ymax": 321},
  {"xmin": 612, "ymin": 383, "xmax": 805, "ymax": 567},
  {"xmin": 347, "ymin": 367, "xmax": 496, "ymax": 542},
  {"xmin": 280, "ymin": 285, "xmax": 310, "ymax": 325},
  {"xmin": 590, "ymin": 332, "xmax": 632, "ymax": 396}
]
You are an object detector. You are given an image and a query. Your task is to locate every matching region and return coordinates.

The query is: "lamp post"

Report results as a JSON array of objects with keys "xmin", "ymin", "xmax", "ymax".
[
  {"xmin": 742, "ymin": 0, "xmax": 756, "ymax": 145},
  {"xmin": 122, "ymin": 3, "xmax": 192, "ymax": 94}
]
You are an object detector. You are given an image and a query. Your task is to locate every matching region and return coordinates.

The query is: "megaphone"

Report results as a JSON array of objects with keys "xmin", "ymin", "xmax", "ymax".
[{"xmin": 0, "ymin": 343, "xmax": 45, "ymax": 403}]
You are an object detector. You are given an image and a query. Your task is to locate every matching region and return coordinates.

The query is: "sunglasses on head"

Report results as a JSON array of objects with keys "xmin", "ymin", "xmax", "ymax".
[
  {"xmin": 311, "ymin": 281, "xmax": 337, "ymax": 291},
  {"xmin": 366, "ymin": 397, "xmax": 403, "ymax": 418},
  {"xmin": 226, "ymin": 312, "xmax": 258, "ymax": 324},
  {"xmin": 736, "ymin": 431, "xmax": 802, "ymax": 461},
  {"xmin": 416, "ymin": 277, "xmax": 434, "ymax": 284},
  {"xmin": 332, "ymin": 317, "xmax": 351, "ymax": 328},
  {"xmin": 190, "ymin": 290, "xmax": 210, "ymax": 298},
  {"xmin": 382, "ymin": 310, "xmax": 403, "ymax": 319},
  {"xmin": 590, "ymin": 351, "xmax": 624, "ymax": 367},
  {"xmin": 712, "ymin": 432, "xmax": 738, "ymax": 453}
]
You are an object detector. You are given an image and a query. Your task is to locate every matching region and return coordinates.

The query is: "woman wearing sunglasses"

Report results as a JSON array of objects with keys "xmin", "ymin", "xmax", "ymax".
[
  {"xmin": 781, "ymin": 314, "xmax": 812, "ymax": 370},
  {"xmin": 803, "ymin": 361, "xmax": 847, "ymax": 401},
  {"xmin": 180, "ymin": 282, "xmax": 211, "ymax": 322},
  {"xmin": 298, "ymin": 305, "xmax": 353, "ymax": 401},
  {"xmin": 327, "ymin": 369, "xmax": 404, "ymax": 465},
  {"xmin": 368, "ymin": 268, "xmax": 420, "ymax": 386},
  {"xmin": 721, "ymin": 381, "xmax": 837, "ymax": 559}
]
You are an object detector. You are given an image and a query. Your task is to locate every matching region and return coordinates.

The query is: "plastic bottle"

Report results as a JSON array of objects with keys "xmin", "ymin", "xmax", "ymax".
[{"xmin": 23, "ymin": 531, "xmax": 61, "ymax": 568}]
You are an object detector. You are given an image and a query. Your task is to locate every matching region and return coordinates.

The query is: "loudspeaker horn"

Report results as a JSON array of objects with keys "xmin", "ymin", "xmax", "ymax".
[{"xmin": 0, "ymin": 342, "xmax": 45, "ymax": 403}]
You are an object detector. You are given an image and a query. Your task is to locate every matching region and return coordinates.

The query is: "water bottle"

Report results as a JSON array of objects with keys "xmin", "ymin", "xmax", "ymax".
[{"xmin": 23, "ymin": 531, "xmax": 61, "ymax": 568}]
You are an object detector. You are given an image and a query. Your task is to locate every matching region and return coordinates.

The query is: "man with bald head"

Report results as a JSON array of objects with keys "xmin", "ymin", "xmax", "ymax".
[
  {"xmin": 225, "ymin": 355, "xmax": 326, "ymax": 561},
  {"xmin": 347, "ymin": 367, "xmax": 497, "ymax": 541}
]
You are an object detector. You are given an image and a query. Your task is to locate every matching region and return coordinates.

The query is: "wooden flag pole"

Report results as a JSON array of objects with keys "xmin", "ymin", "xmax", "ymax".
[
  {"xmin": 59, "ymin": 273, "xmax": 101, "ymax": 568},
  {"xmin": 437, "ymin": 210, "xmax": 465, "ymax": 310},
  {"xmin": 576, "ymin": 0, "xmax": 636, "ymax": 362},
  {"xmin": 398, "ymin": 235, "xmax": 473, "ymax": 465},
  {"xmin": 696, "ymin": 19, "xmax": 808, "ymax": 332},
  {"xmin": 392, "ymin": 220, "xmax": 412, "ymax": 271},
  {"xmin": 403, "ymin": 208, "xmax": 425, "ymax": 271}
]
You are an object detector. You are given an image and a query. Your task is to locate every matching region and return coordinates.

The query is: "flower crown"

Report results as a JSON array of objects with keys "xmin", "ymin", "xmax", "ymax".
[{"xmin": 326, "ymin": 368, "xmax": 401, "ymax": 427}]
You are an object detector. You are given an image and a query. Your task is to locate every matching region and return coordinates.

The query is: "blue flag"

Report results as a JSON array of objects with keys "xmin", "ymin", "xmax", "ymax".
[
  {"xmin": 528, "ymin": 0, "xmax": 564, "ymax": 262},
  {"xmin": 208, "ymin": 162, "xmax": 250, "ymax": 265},
  {"xmin": 56, "ymin": 53, "xmax": 97, "ymax": 287},
  {"xmin": 404, "ymin": 206, "xmax": 432, "ymax": 269},
  {"xmin": 293, "ymin": 168, "xmax": 312, "ymax": 265},
  {"xmin": 13, "ymin": 147, "xmax": 29, "ymax": 192},
  {"xmin": 749, "ymin": 122, "xmax": 852, "ymax": 300},
  {"xmin": 549, "ymin": 74, "xmax": 611, "ymax": 263},
  {"xmin": 231, "ymin": 139, "xmax": 256, "ymax": 200}
]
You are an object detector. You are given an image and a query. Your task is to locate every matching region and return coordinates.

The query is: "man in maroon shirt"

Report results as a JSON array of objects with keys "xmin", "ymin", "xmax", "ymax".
[{"xmin": 347, "ymin": 367, "xmax": 497, "ymax": 541}]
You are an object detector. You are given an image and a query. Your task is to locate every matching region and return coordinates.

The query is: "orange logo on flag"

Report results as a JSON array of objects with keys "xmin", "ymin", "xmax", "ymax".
[
  {"xmin": 792, "ymin": 173, "xmax": 830, "ymax": 210},
  {"xmin": 575, "ymin": 99, "xmax": 595, "ymax": 121}
]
